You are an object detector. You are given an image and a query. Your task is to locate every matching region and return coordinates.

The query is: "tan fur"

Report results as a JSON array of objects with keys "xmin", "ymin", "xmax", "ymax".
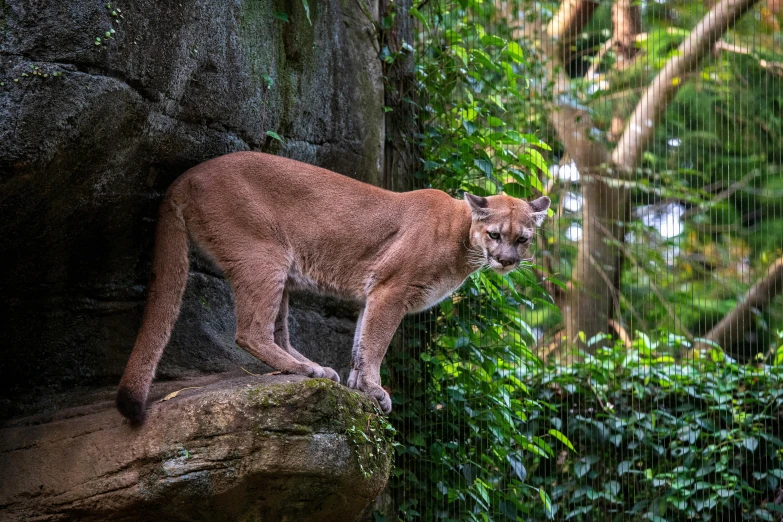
[{"xmin": 116, "ymin": 152, "xmax": 549, "ymax": 422}]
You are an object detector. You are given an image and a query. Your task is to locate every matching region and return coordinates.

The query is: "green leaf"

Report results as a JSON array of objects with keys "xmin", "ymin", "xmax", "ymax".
[
  {"xmin": 505, "ymin": 41, "xmax": 524, "ymax": 63},
  {"xmin": 500, "ymin": 62, "xmax": 516, "ymax": 86},
  {"xmin": 460, "ymin": 107, "xmax": 478, "ymax": 122},
  {"xmin": 486, "ymin": 116, "xmax": 504, "ymax": 127},
  {"xmin": 474, "ymin": 480, "xmax": 490, "ymax": 507},
  {"xmin": 507, "ymin": 455, "xmax": 527, "ymax": 481},
  {"xmin": 301, "ymin": 0, "xmax": 311, "ymax": 24},
  {"xmin": 574, "ymin": 459, "xmax": 591, "ymax": 478},
  {"xmin": 266, "ymin": 131, "xmax": 284, "ymax": 142},
  {"xmin": 566, "ymin": 506, "xmax": 593, "ymax": 519},
  {"xmin": 480, "ymin": 34, "xmax": 505, "ymax": 47},
  {"xmin": 443, "ymin": 30, "xmax": 462, "ymax": 44},
  {"xmin": 451, "ymin": 45, "xmax": 469, "ymax": 65},
  {"xmin": 471, "ymin": 49, "xmax": 500, "ymax": 73},
  {"xmin": 526, "ymin": 149, "xmax": 549, "ymax": 175},
  {"xmin": 540, "ymin": 489, "xmax": 554, "ymax": 519},
  {"xmin": 549, "ymin": 429, "xmax": 575, "ymax": 452},
  {"xmin": 474, "ymin": 159, "xmax": 493, "ymax": 177},
  {"xmin": 407, "ymin": 432, "xmax": 425, "ymax": 446},
  {"xmin": 273, "ymin": 11, "xmax": 289, "ymax": 22},
  {"xmin": 408, "ymin": 6, "xmax": 428, "ymax": 30}
]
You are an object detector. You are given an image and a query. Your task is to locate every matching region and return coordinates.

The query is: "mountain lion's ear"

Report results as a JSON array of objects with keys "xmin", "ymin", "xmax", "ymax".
[
  {"xmin": 529, "ymin": 196, "xmax": 550, "ymax": 227},
  {"xmin": 465, "ymin": 193, "xmax": 490, "ymax": 220},
  {"xmin": 529, "ymin": 196, "xmax": 550, "ymax": 213}
]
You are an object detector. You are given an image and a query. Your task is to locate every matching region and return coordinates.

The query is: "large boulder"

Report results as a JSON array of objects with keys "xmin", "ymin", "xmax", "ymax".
[
  {"xmin": 0, "ymin": 0, "xmax": 383, "ymax": 416},
  {"xmin": 0, "ymin": 373, "xmax": 393, "ymax": 521}
]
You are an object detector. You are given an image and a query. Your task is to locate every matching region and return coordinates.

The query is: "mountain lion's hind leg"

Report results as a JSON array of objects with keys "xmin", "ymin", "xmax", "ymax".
[
  {"xmin": 275, "ymin": 288, "xmax": 340, "ymax": 383},
  {"xmin": 230, "ymin": 262, "xmax": 327, "ymax": 380}
]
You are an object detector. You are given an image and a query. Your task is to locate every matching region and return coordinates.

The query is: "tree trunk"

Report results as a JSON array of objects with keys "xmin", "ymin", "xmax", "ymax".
[
  {"xmin": 542, "ymin": 7, "xmax": 632, "ymax": 347},
  {"xmin": 612, "ymin": 0, "xmax": 642, "ymax": 64},
  {"xmin": 540, "ymin": 0, "xmax": 760, "ymax": 350},
  {"xmin": 547, "ymin": 103, "xmax": 630, "ymax": 346},
  {"xmin": 564, "ymin": 174, "xmax": 631, "ymax": 346},
  {"xmin": 380, "ymin": 0, "xmax": 420, "ymax": 193}
]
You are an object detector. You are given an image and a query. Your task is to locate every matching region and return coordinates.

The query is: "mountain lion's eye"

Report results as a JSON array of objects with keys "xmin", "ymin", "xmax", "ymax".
[
  {"xmin": 517, "ymin": 236, "xmax": 530, "ymax": 244},
  {"xmin": 488, "ymin": 232, "xmax": 500, "ymax": 240}
]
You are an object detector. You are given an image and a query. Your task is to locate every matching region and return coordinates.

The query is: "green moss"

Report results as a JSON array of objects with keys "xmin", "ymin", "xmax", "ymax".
[{"xmin": 244, "ymin": 378, "xmax": 393, "ymax": 479}]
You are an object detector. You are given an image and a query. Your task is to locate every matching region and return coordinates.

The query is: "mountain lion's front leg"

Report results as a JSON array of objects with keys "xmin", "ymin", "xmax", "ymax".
[
  {"xmin": 351, "ymin": 287, "xmax": 411, "ymax": 413},
  {"xmin": 347, "ymin": 307, "xmax": 364, "ymax": 389}
]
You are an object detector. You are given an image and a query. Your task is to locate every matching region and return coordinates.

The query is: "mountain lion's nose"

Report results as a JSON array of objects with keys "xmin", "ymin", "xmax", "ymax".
[{"xmin": 499, "ymin": 258, "xmax": 516, "ymax": 267}]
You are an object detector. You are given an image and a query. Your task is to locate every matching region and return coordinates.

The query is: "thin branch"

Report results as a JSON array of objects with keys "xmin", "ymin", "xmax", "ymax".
[
  {"xmin": 587, "ymin": 250, "xmax": 650, "ymax": 333},
  {"xmin": 584, "ymin": 39, "xmax": 615, "ymax": 80},
  {"xmin": 595, "ymin": 221, "xmax": 694, "ymax": 341},
  {"xmin": 681, "ymin": 170, "xmax": 759, "ymax": 219},
  {"xmin": 609, "ymin": 319, "xmax": 633, "ymax": 348},
  {"xmin": 714, "ymin": 41, "xmax": 783, "ymax": 76}
]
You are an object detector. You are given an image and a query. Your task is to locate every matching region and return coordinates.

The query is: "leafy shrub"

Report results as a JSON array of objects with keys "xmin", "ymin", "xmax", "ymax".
[
  {"xmin": 387, "ymin": 273, "xmax": 558, "ymax": 522},
  {"xmin": 410, "ymin": 1, "xmax": 550, "ymax": 197},
  {"xmin": 521, "ymin": 339, "xmax": 783, "ymax": 522},
  {"xmin": 379, "ymin": 2, "xmax": 562, "ymax": 521}
]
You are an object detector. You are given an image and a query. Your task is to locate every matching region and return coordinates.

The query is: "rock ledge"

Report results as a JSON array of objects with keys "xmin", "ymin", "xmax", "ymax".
[{"xmin": 0, "ymin": 374, "xmax": 392, "ymax": 522}]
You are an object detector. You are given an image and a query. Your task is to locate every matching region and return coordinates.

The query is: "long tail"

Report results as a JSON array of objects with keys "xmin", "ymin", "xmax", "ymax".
[{"xmin": 117, "ymin": 189, "xmax": 190, "ymax": 424}]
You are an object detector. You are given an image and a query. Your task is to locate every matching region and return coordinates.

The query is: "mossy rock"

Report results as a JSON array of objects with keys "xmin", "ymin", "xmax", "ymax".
[{"xmin": 0, "ymin": 373, "xmax": 392, "ymax": 522}]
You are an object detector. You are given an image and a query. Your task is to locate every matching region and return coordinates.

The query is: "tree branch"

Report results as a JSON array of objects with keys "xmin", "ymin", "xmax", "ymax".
[
  {"xmin": 704, "ymin": 257, "xmax": 783, "ymax": 350},
  {"xmin": 611, "ymin": 0, "xmax": 761, "ymax": 172},
  {"xmin": 546, "ymin": 0, "xmax": 601, "ymax": 60}
]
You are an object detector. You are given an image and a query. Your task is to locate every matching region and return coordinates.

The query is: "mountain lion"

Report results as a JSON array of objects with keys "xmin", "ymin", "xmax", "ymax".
[{"xmin": 117, "ymin": 152, "xmax": 550, "ymax": 423}]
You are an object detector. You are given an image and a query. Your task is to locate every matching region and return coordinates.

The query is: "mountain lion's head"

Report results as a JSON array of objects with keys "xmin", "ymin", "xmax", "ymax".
[{"xmin": 465, "ymin": 193, "xmax": 551, "ymax": 275}]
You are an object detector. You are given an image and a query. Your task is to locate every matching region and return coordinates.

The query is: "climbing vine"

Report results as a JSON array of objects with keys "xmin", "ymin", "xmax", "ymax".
[{"xmin": 347, "ymin": 411, "xmax": 399, "ymax": 479}]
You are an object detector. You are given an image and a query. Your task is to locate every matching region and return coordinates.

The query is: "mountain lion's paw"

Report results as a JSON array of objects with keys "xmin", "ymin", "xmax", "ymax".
[
  {"xmin": 359, "ymin": 382, "xmax": 392, "ymax": 414},
  {"xmin": 321, "ymin": 366, "xmax": 341, "ymax": 384},
  {"xmin": 306, "ymin": 365, "xmax": 327, "ymax": 379}
]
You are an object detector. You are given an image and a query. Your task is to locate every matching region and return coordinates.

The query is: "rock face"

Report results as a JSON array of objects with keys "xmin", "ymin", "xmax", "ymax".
[
  {"xmin": 0, "ymin": 0, "xmax": 384, "ymax": 416},
  {"xmin": 0, "ymin": 374, "xmax": 393, "ymax": 521}
]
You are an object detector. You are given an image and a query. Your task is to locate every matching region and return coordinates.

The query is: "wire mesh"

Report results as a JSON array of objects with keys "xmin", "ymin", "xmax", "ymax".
[{"xmin": 387, "ymin": 0, "xmax": 783, "ymax": 521}]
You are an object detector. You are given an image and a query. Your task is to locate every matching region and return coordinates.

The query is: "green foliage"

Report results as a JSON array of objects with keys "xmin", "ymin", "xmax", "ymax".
[
  {"xmin": 380, "ymin": 0, "xmax": 783, "ymax": 519},
  {"xmin": 94, "ymin": 3, "xmax": 122, "ymax": 48},
  {"xmin": 379, "ymin": 2, "xmax": 566, "ymax": 521},
  {"xmin": 388, "ymin": 273, "xmax": 561, "ymax": 521},
  {"xmin": 521, "ymin": 339, "xmax": 783, "ymax": 522},
  {"xmin": 413, "ymin": 2, "xmax": 551, "ymax": 197}
]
